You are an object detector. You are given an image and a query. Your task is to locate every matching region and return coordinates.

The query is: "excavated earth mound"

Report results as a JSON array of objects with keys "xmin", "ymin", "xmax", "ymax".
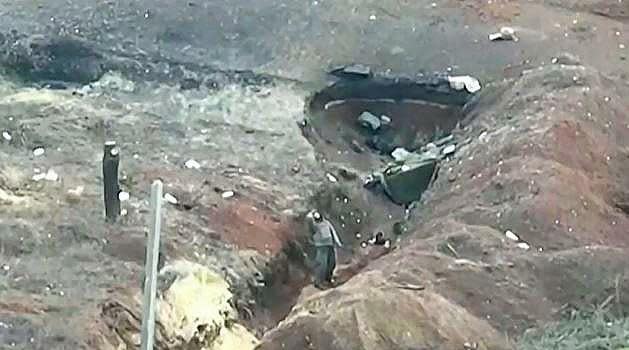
[{"xmin": 257, "ymin": 64, "xmax": 629, "ymax": 349}]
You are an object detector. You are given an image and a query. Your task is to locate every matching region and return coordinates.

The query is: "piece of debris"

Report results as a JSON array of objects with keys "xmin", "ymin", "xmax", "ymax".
[
  {"xmin": 516, "ymin": 242, "xmax": 531, "ymax": 250},
  {"xmin": 349, "ymin": 139, "xmax": 365, "ymax": 153},
  {"xmin": 329, "ymin": 64, "xmax": 372, "ymax": 79},
  {"xmin": 442, "ymin": 144, "xmax": 456, "ymax": 156},
  {"xmin": 489, "ymin": 26, "xmax": 519, "ymax": 42},
  {"xmin": 33, "ymin": 147, "xmax": 45, "ymax": 156},
  {"xmin": 360, "ymin": 241, "xmax": 368, "ymax": 248},
  {"xmin": 447, "ymin": 75, "xmax": 482, "ymax": 93},
  {"xmin": 33, "ymin": 169, "xmax": 59, "ymax": 182},
  {"xmin": 551, "ymin": 52, "xmax": 581, "ymax": 66},
  {"xmin": 184, "ymin": 159, "xmax": 201, "ymax": 169},
  {"xmin": 221, "ymin": 191, "xmax": 235, "ymax": 199},
  {"xmin": 391, "ymin": 147, "xmax": 413, "ymax": 162},
  {"xmin": 357, "ymin": 111, "xmax": 382, "ymax": 132},
  {"xmin": 164, "ymin": 193, "xmax": 178, "ymax": 205},
  {"xmin": 2, "ymin": 131, "xmax": 11, "ymax": 141},
  {"xmin": 118, "ymin": 191, "xmax": 130, "ymax": 202},
  {"xmin": 384, "ymin": 239, "xmax": 391, "ymax": 249},
  {"xmin": 1, "ymin": 265, "xmax": 9, "ymax": 271},
  {"xmin": 392, "ymin": 283, "xmax": 425, "ymax": 291},
  {"xmin": 505, "ymin": 230, "xmax": 519, "ymax": 241},
  {"xmin": 380, "ymin": 115, "xmax": 392, "ymax": 125},
  {"xmin": 381, "ymin": 155, "xmax": 438, "ymax": 204},
  {"xmin": 326, "ymin": 173, "xmax": 338, "ymax": 183},
  {"xmin": 66, "ymin": 186, "xmax": 84, "ymax": 203}
]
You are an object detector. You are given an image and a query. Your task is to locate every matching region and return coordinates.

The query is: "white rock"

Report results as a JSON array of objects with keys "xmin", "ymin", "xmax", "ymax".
[
  {"xmin": 164, "ymin": 193, "xmax": 178, "ymax": 205},
  {"xmin": 391, "ymin": 147, "xmax": 413, "ymax": 162},
  {"xmin": 32, "ymin": 173, "xmax": 46, "ymax": 181},
  {"xmin": 121, "ymin": 209, "xmax": 128, "ymax": 216},
  {"xmin": 44, "ymin": 169, "xmax": 58, "ymax": 181},
  {"xmin": 184, "ymin": 159, "xmax": 201, "ymax": 169},
  {"xmin": 326, "ymin": 173, "xmax": 338, "ymax": 183},
  {"xmin": 516, "ymin": 242, "xmax": 531, "ymax": 250},
  {"xmin": 1, "ymin": 265, "xmax": 9, "ymax": 271},
  {"xmin": 118, "ymin": 191, "xmax": 130, "ymax": 201},
  {"xmin": 384, "ymin": 240, "xmax": 391, "ymax": 248},
  {"xmin": 447, "ymin": 75, "xmax": 482, "ymax": 93},
  {"xmin": 442, "ymin": 144, "xmax": 457, "ymax": 156},
  {"xmin": 505, "ymin": 230, "xmax": 520, "ymax": 241},
  {"xmin": 489, "ymin": 26, "xmax": 519, "ymax": 42},
  {"xmin": 67, "ymin": 186, "xmax": 84, "ymax": 196},
  {"xmin": 2, "ymin": 131, "xmax": 12, "ymax": 141},
  {"xmin": 33, "ymin": 147, "xmax": 45, "ymax": 156},
  {"xmin": 221, "ymin": 191, "xmax": 235, "ymax": 199}
]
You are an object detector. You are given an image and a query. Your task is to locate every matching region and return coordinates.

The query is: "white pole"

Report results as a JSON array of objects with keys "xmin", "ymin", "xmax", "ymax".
[{"xmin": 141, "ymin": 180, "xmax": 163, "ymax": 350}]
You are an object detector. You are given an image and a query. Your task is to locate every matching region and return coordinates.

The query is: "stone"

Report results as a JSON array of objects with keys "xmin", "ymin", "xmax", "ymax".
[
  {"xmin": 391, "ymin": 147, "xmax": 413, "ymax": 162},
  {"xmin": 357, "ymin": 111, "xmax": 381, "ymax": 132},
  {"xmin": 447, "ymin": 76, "xmax": 481, "ymax": 93}
]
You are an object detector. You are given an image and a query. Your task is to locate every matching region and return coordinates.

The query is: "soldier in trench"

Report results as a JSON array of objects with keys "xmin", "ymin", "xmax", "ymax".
[{"xmin": 308, "ymin": 210, "xmax": 344, "ymax": 289}]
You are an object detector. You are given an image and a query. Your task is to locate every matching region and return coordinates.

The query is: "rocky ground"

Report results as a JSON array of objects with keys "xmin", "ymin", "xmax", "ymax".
[{"xmin": 1, "ymin": 0, "xmax": 629, "ymax": 349}]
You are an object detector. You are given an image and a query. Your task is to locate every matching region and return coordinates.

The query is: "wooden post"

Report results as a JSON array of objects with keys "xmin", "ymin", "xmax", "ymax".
[
  {"xmin": 103, "ymin": 141, "xmax": 121, "ymax": 222},
  {"xmin": 141, "ymin": 180, "xmax": 163, "ymax": 350}
]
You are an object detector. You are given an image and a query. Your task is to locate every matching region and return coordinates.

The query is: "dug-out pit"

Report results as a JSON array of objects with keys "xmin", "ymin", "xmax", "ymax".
[{"xmin": 306, "ymin": 74, "xmax": 475, "ymax": 172}]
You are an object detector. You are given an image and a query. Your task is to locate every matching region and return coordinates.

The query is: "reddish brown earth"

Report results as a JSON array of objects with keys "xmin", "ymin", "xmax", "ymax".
[{"xmin": 257, "ymin": 63, "xmax": 629, "ymax": 349}]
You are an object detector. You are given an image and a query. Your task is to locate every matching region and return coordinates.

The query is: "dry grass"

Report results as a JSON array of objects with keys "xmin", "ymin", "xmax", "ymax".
[{"xmin": 518, "ymin": 309, "xmax": 629, "ymax": 350}]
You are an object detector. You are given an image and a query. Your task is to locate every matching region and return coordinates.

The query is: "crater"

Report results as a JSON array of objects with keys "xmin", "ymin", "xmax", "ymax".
[{"xmin": 305, "ymin": 73, "xmax": 476, "ymax": 172}]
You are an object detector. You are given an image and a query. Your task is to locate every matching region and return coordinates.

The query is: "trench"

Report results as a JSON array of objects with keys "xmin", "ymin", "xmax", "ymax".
[{"xmin": 248, "ymin": 72, "xmax": 478, "ymax": 339}]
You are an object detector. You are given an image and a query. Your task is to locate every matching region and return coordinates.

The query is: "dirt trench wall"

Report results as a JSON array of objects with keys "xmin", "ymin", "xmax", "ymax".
[{"xmin": 257, "ymin": 63, "xmax": 629, "ymax": 349}]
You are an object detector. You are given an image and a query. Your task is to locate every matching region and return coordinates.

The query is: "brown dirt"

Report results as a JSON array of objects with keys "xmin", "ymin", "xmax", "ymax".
[
  {"xmin": 204, "ymin": 198, "xmax": 295, "ymax": 256},
  {"xmin": 257, "ymin": 63, "xmax": 629, "ymax": 349}
]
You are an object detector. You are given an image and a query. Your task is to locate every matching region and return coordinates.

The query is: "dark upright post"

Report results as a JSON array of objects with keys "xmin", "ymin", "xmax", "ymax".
[{"xmin": 103, "ymin": 141, "xmax": 121, "ymax": 222}]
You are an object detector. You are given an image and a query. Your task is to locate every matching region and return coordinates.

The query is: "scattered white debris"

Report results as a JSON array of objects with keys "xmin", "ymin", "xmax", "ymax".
[
  {"xmin": 489, "ymin": 26, "xmax": 519, "ymax": 42},
  {"xmin": 221, "ymin": 191, "xmax": 235, "ymax": 199},
  {"xmin": 2, "ymin": 131, "xmax": 11, "ymax": 141},
  {"xmin": 164, "ymin": 193, "xmax": 178, "ymax": 205},
  {"xmin": 32, "ymin": 147, "xmax": 45, "ymax": 156},
  {"xmin": 380, "ymin": 115, "xmax": 392, "ymax": 125},
  {"xmin": 369, "ymin": 14, "xmax": 377, "ymax": 20},
  {"xmin": 133, "ymin": 153, "xmax": 140, "ymax": 159},
  {"xmin": 355, "ymin": 233, "xmax": 362, "ymax": 239},
  {"xmin": 360, "ymin": 241, "xmax": 368, "ymax": 248},
  {"xmin": 184, "ymin": 159, "xmax": 201, "ymax": 169},
  {"xmin": 1, "ymin": 265, "xmax": 9, "ymax": 271},
  {"xmin": 384, "ymin": 240, "xmax": 391, "ymax": 249},
  {"xmin": 447, "ymin": 75, "xmax": 482, "ymax": 93},
  {"xmin": 121, "ymin": 208, "xmax": 128, "ymax": 216},
  {"xmin": 505, "ymin": 230, "xmax": 520, "ymax": 241},
  {"xmin": 32, "ymin": 169, "xmax": 59, "ymax": 182},
  {"xmin": 442, "ymin": 144, "xmax": 456, "ymax": 156},
  {"xmin": 118, "ymin": 191, "xmax": 130, "ymax": 201},
  {"xmin": 58, "ymin": 290, "xmax": 65, "ymax": 297},
  {"xmin": 326, "ymin": 173, "xmax": 338, "ymax": 183},
  {"xmin": 516, "ymin": 242, "xmax": 531, "ymax": 250}
]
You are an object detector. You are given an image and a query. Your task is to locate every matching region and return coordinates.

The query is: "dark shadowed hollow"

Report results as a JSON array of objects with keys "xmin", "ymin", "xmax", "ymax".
[{"xmin": 305, "ymin": 75, "xmax": 474, "ymax": 170}]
